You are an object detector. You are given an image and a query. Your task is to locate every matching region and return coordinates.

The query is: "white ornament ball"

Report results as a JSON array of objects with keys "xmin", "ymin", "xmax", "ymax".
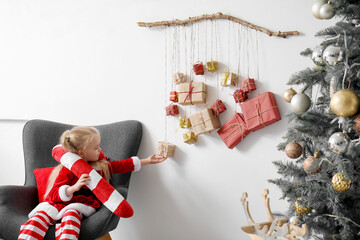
[
  {"xmin": 323, "ymin": 45, "xmax": 345, "ymax": 66},
  {"xmin": 312, "ymin": 46, "xmax": 326, "ymax": 66},
  {"xmin": 289, "ymin": 216, "xmax": 300, "ymax": 225},
  {"xmin": 319, "ymin": 3, "xmax": 335, "ymax": 19},
  {"xmin": 291, "ymin": 93, "xmax": 311, "ymax": 113},
  {"xmin": 328, "ymin": 132, "xmax": 349, "ymax": 155},
  {"xmin": 312, "ymin": 0, "xmax": 327, "ymax": 19}
]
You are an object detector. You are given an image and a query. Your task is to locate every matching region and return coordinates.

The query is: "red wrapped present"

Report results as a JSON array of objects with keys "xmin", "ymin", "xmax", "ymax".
[
  {"xmin": 241, "ymin": 78, "xmax": 256, "ymax": 93},
  {"xmin": 170, "ymin": 91, "xmax": 178, "ymax": 102},
  {"xmin": 240, "ymin": 92, "xmax": 281, "ymax": 132},
  {"xmin": 165, "ymin": 103, "xmax": 179, "ymax": 116},
  {"xmin": 217, "ymin": 113, "xmax": 250, "ymax": 149},
  {"xmin": 193, "ymin": 62, "xmax": 204, "ymax": 75},
  {"xmin": 211, "ymin": 99, "xmax": 227, "ymax": 116},
  {"xmin": 233, "ymin": 89, "xmax": 248, "ymax": 103}
]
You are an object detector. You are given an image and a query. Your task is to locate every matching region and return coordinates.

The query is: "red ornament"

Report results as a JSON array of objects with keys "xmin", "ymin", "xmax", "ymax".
[
  {"xmin": 233, "ymin": 89, "xmax": 248, "ymax": 103},
  {"xmin": 211, "ymin": 99, "xmax": 227, "ymax": 116},
  {"xmin": 241, "ymin": 78, "xmax": 256, "ymax": 93},
  {"xmin": 193, "ymin": 62, "xmax": 204, "ymax": 75},
  {"xmin": 169, "ymin": 91, "xmax": 178, "ymax": 102},
  {"xmin": 165, "ymin": 104, "xmax": 179, "ymax": 116}
]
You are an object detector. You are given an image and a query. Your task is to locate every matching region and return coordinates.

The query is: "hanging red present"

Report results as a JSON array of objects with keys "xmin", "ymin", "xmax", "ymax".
[
  {"xmin": 241, "ymin": 78, "xmax": 256, "ymax": 93},
  {"xmin": 193, "ymin": 62, "xmax": 204, "ymax": 75},
  {"xmin": 165, "ymin": 103, "xmax": 179, "ymax": 116},
  {"xmin": 169, "ymin": 91, "xmax": 178, "ymax": 102},
  {"xmin": 211, "ymin": 99, "xmax": 227, "ymax": 116},
  {"xmin": 240, "ymin": 92, "xmax": 281, "ymax": 132},
  {"xmin": 217, "ymin": 113, "xmax": 250, "ymax": 149},
  {"xmin": 233, "ymin": 89, "xmax": 248, "ymax": 103}
]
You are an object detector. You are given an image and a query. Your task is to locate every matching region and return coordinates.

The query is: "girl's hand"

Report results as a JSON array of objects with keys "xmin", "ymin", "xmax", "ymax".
[
  {"xmin": 66, "ymin": 174, "xmax": 91, "ymax": 197},
  {"xmin": 141, "ymin": 154, "xmax": 167, "ymax": 166}
]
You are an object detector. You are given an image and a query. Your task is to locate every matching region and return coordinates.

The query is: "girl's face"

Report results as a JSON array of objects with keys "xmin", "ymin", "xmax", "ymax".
[{"xmin": 80, "ymin": 136, "xmax": 101, "ymax": 162}]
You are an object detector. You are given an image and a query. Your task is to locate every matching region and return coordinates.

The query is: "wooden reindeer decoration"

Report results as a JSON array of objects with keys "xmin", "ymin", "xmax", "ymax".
[{"xmin": 240, "ymin": 189, "xmax": 308, "ymax": 240}]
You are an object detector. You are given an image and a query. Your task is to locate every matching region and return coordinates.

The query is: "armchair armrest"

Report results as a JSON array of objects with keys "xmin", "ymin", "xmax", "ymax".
[{"xmin": 0, "ymin": 185, "xmax": 38, "ymax": 215}]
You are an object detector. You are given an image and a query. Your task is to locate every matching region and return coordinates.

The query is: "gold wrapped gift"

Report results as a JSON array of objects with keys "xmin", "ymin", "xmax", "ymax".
[
  {"xmin": 189, "ymin": 108, "xmax": 221, "ymax": 136},
  {"xmin": 221, "ymin": 72, "xmax": 238, "ymax": 86},
  {"xmin": 183, "ymin": 131, "xmax": 197, "ymax": 144},
  {"xmin": 178, "ymin": 82, "xmax": 207, "ymax": 105},
  {"xmin": 173, "ymin": 72, "xmax": 186, "ymax": 85},
  {"xmin": 156, "ymin": 141, "xmax": 176, "ymax": 157},
  {"xmin": 206, "ymin": 60, "xmax": 218, "ymax": 73},
  {"xmin": 179, "ymin": 116, "xmax": 191, "ymax": 128}
]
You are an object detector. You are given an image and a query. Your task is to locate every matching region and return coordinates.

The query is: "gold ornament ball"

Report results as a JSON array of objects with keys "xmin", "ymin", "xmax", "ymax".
[
  {"xmin": 303, "ymin": 156, "xmax": 322, "ymax": 174},
  {"xmin": 285, "ymin": 141, "xmax": 303, "ymax": 159},
  {"xmin": 283, "ymin": 88, "xmax": 297, "ymax": 103},
  {"xmin": 332, "ymin": 172, "xmax": 351, "ymax": 192},
  {"xmin": 330, "ymin": 89, "xmax": 360, "ymax": 118},
  {"xmin": 294, "ymin": 199, "xmax": 311, "ymax": 214}
]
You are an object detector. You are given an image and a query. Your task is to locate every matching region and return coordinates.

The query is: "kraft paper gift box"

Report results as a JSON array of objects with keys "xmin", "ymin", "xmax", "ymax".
[
  {"xmin": 189, "ymin": 108, "xmax": 221, "ymax": 136},
  {"xmin": 217, "ymin": 113, "xmax": 250, "ymax": 149},
  {"xmin": 241, "ymin": 78, "xmax": 256, "ymax": 93},
  {"xmin": 206, "ymin": 60, "xmax": 218, "ymax": 72},
  {"xmin": 173, "ymin": 72, "xmax": 186, "ymax": 85},
  {"xmin": 178, "ymin": 82, "xmax": 207, "ymax": 105},
  {"xmin": 179, "ymin": 116, "xmax": 191, "ymax": 128},
  {"xmin": 211, "ymin": 99, "xmax": 227, "ymax": 116},
  {"xmin": 221, "ymin": 72, "xmax": 238, "ymax": 87},
  {"xmin": 233, "ymin": 89, "xmax": 248, "ymax": 103},
  {"xmin": 240, "ymin": 92, "xmax": 281, "ymax": 132},
  {"xmin": 183, "ymin": 131, "xmax": 197, "ymax": 144},
  {"xmin": 156, "ymin": 141, "xmax": 175, "ymax": 157}
]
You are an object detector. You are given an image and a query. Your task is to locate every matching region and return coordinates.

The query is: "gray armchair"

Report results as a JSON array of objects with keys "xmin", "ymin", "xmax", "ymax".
[{"xmin": 0, "ymin": 119, "xmax": 142, "ymax": 240}]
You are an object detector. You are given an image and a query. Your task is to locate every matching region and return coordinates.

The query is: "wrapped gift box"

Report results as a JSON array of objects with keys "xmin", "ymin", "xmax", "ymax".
[
  {"xmin": 241, "ymin": 78, "xmax": 256, "ymax": 93},
  {"xmin": 233, "ymin": 89, "xmax": 248, "ymax": 103},
  {"xmin": 183, "ymin": 131, "xmax": 197, "ymax": 144},
  {"xmin": 170, "ymin": 91, "xmax": 178, "ymax": 102},
  {"xmin": 221, "ymin": 72, "xmax": 238, "ymax": 87},
  {"xmin": 165, "ymin": 103, "xmax": 179, "ymax": 116},
  {"xmin": 217, "ymin": 113, "xmax": 250, "ymax": 149},
  {"xmin": 189, "ymin": 108, "xmax": 221, "ymax": 136},
  {"xmin": 240, "ymin": 92, "xmax": 281, "ymax": 132},
  {"xmin": 206, "ymin": 60, "xmax": 218, "ymax": 73},
  {"xmin": 156, "ymin": 141, "xmax": 175, "ymax": 157},
  {"xmin": 179, "ymin": 116, "xmax": 191, "ymax": 128},
  {"xmin": 178, "ymin": 82, "xmax": 206, "ymax": 105},
  {"xmin": 211, "ymin": 99, "xmax": 227, "ymax": 116},
  {"xmin": 173, "ymin": 72, "xmax": 186, "ymax": 85},
  {"xmin": 193, "ymin": 62, "xmax": 204, "ymax": 75}
]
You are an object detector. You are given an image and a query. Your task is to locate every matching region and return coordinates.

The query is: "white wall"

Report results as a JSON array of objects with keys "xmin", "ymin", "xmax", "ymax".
[{"xmin": 0, "ymin": 1, "xmax": 336, "ymax": 239}]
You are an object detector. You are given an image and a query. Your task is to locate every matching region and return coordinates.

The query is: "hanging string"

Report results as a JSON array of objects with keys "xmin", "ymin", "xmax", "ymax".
[
  {"xmin": 246, "ymin": 27, "xmax": 250, "ymax": 78},
  {"xmin": 184, "ymin": 25, "xmax": 189, "ymax": 117},
  {"xmin": 256, "ymin": 31, "xmax": 261, "ymax": 95},
  {"xmin": 164, "ymin": 26, "xmax": 168, "ymax": 140}
]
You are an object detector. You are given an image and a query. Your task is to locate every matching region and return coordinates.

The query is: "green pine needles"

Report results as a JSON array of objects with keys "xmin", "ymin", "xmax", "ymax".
[{"xmin": 269, "ymin": 1, "xmax": 360, "ymax": 239}]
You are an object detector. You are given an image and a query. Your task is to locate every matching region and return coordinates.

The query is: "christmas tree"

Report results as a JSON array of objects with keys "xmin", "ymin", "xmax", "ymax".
[{"xmin": 269, "ymin": 1, "xmax": 360, "ymax": 239}]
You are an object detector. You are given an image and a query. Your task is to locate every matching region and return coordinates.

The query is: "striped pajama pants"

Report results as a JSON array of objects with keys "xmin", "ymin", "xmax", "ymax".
[{"xmin": 18, "ymin": 209, "xmax": 82, "ymax": 240}]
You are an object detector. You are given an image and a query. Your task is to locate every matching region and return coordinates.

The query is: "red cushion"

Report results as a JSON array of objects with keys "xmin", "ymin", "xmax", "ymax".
[{"xmin": 33, "ymin": 167, "xmax": 55, "ymax": 202}]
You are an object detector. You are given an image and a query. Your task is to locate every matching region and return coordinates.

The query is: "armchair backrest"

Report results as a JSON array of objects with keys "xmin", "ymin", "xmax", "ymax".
[{"xmin": 22, "ymin": 120, "xmax": 142, "ymax": 188}]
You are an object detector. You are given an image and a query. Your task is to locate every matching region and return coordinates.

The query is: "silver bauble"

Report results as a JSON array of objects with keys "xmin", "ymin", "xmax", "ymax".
[
  {"xmin": 312, "ymin": 46, "xmax": 326, "ymax": 66},
  {"xmin": 328, "ymin": 132, "xmax": 349, "ymax": 155},
  {"xmin": 323, "ymin": 45, "xmax": 345, "ymax": 66},
  {"xmin": 312, "ymin": 0, "xmax": 327, "ymax": 19},
  {"xmin": 319, "ymin": 3, "xmax": 335, "ymax": 19},
  {"xmin": 291, "ymin": 93, "xmax": 311, "ymax": 113}
]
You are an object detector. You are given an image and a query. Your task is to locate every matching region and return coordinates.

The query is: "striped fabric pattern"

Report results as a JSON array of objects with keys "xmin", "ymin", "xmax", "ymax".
[
  {"xmin": 55, "ymin": 209, "xmax": 81, "ymax": 240},
  {"xmin": 18, "ymin": 211, "xmax": 52, "ymax": 240},
  {"xmin": 52, "ymin": 145, "xmax": 134, "ymax": 218}
]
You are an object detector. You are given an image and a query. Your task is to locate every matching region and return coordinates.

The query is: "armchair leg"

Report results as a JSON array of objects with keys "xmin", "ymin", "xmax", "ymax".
[{"xmin": 97, "ymin": 233, "xmax": 112, "ymax": 240}]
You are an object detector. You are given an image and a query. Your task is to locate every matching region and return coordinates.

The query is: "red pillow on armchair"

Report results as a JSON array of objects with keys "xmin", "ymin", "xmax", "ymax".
[{"xmin": 33, "ymin": 167, "xmax": 55, "ymax": 202}]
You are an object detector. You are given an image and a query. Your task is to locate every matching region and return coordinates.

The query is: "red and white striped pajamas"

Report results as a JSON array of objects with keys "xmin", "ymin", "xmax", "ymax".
[{"xmin": 19, "ymin": 147, "xmax": 141, "ymax": 239}]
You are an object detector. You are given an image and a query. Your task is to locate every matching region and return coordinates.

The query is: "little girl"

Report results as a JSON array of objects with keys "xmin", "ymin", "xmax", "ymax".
[{"xmin": 18, "ymin": 126, "xmax": 166, "ymax": 240}]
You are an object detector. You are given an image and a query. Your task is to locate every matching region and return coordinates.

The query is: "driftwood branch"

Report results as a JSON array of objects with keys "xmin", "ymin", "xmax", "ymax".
[{"xmin": 137, "ymin": 12, "xmax": 299, "ymax": 38}]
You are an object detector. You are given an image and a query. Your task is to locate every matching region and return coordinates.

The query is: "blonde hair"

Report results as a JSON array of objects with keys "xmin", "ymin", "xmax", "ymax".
[{"xmin": 44, "ymin": 126, "xmax": 111, "ymax": 199}]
